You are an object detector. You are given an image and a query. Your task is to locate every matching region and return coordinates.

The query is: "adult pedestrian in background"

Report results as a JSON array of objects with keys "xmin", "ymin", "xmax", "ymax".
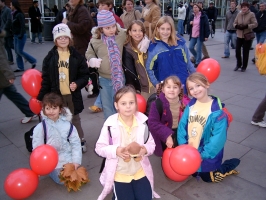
[
  {"xmin": 11, "ymin": 0, "xmax": 37, "ymax": 72},
  {"xmin": 62, "ymin": 0, "xmax": 94, "ymax": 56},
  {"xmin": 120, "ymin": 0, "xmax": 141, "ymax": 29},
  {"xmin": 140, "ymin": 0, "xmax": 160, "ymax": 39},
  {"xmin": 0, "ymin": 29, "xmax": 37, "ymax": 124},
  {"xmin": 177, "ymin": 2, "xmax": 186, "ymax": 36},
  {"xmin": 222, "ymin": 0, "xmax": 239, "ymax": 59},
  {"xmin": 206, "ymin": 1, "xmax": 218, "ymax": 35},
  {"xmin": 252, "ymin": 2, "xmax": 266, "ymax": 63},
  {"xmin": 28, "ymin": 1, "xmax": 43, "ymax": 44},
  {"xmin": 134, "ymin": 1, "xmax": 142, "ymax": 13},
  {"xmin": 54, "ymin": 3, "xmax": 70, "ymax": 26},
  {"xmin": 233, "ymin": 2, "xmax": 257, "ymax": 72},
  {"xmin": 88, "ymin": 1, "xmax": 98, "ymax": 26},
  {"xmin": 188, "ymin": 4, "xmax": 210, "ymax": 68},
  {"xmin": 250, "ymin": 1, "xmax": 258, "ymax": 14},
  {"xmin": 0, "ymin": 0, "xmax": 14, "ymax": 65}
]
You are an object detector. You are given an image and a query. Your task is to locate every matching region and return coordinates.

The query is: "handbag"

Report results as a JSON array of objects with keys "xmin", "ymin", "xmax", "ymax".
[{"xmin": 244, "ymin": 32, "xmax": 255, "ymax": 41}]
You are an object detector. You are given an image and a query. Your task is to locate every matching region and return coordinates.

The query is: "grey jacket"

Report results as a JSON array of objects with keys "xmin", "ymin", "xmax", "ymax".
[
  {"xmin": 0, "ymin": 30, "xmax": 15, "ymax": 89},
  {"xmin": 224, "ymin": 8, "xmax": 239, "ymax": 32},
  {"xmin": 0, "ymin": 6, "xmax": 13, "ymax": 37}
]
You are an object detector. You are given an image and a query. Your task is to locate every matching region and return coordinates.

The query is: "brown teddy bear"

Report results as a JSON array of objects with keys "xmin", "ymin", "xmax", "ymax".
[{"xmin": 123, "ymin": 142, "xmax": 143, "ymax": 162}]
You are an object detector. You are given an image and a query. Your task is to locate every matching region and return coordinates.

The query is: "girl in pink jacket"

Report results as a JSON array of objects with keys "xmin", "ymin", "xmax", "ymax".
[{"xmin": 95, "ymin": 86, "xmax": 160, "ymax": 200}]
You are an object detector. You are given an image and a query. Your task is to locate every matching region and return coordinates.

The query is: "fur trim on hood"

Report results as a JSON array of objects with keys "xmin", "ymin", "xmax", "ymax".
[{"xmin": 40, "ymin": 107, "xmax": 73, "ymax": 122}]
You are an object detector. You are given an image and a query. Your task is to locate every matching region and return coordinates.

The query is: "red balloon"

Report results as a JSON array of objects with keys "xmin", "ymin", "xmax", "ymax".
[
  {"xmin": 197, "ymin": 58, "xmax": 221, "ymax": 83},
  {"xmin": 162, "ymin": 148, "xmax": 189, "ymax": 182},
  {"xmin": 170, "ymin": 145, "xmax": 201, "ymax": 176},
  {"xmin": 21, "ymin": 69, "xmax": 42, "ymax": 97},
  {"xmin": 4, "ymin": 168, "xmax": 38, "ymax": 199},
  {"xmin": 30, "ymin": 145, "xmax": 59, "ymax": 176},
  {"xmin": 29, "ymin": 97, "xmax": 42, "ymax": 114},
  {"xmin": 136, "ymin": 94, "xmax": 147, "ymax": 113}
]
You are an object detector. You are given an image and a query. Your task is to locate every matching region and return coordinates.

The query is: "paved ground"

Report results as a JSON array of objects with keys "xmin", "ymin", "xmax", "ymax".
[{"xmin": 0, "ymin": 29, "xmax": 266, "ymax": 200}]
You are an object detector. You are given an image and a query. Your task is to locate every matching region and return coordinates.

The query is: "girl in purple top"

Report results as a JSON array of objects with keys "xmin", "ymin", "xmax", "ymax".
[{"xmin": 148, "ymin": 76, "xmax": 190, "ymax": 157}]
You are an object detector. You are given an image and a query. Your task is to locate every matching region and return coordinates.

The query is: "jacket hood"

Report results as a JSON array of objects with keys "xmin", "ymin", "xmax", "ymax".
[
  {"xmin": 104, "ymin": 112, "xmax": 148, "ymax": 126},
  {"xmin": 91, "ymin": 23, "xmax": 123, "ymax": 39},
  {"xmin": 41, "ymin": 107, "xmax": 73, "ymax": 122}
]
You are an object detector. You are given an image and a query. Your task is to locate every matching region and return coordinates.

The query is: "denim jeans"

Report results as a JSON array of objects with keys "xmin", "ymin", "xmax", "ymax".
[
  {"xmin": 177, "ymin": 19, "xmax": 184, "ymax": 35},
  {"xmin": 0, "ymin": 84, "xmax": 34, "ymax": 117},
  {"xmin": 252, "ymin": 93, "xmax": 266, "ymax": 123},
  {"xmin": 94, "ymin": 93, "xmax": 103, "ymax": 109},
  {"xmin": 224, "ymin": 31, "xmax": 237, "ymax": 57},
  {"xmin": 31, "ymin": 31, "xmax": 42, "ymax": 43},
  {"xmin": 99, "ymin": 77, "xmax": 117, "ymax": 120},
  {"xmin": 4, "ymin": 36, "xmax": 14, "ymax": 62},
  {"xmin": 256, "ymin": 31, "xmax": 266, "ymax": 44},
  {"xmin": 49, "ymin": 168, "xmax": 64, "ymax": 185},
  {"xmin": 189, "ymin": 37, "xmax": 203, "ymax": 64},
  {"xmin": 14, "ymin": 34, "xmax": 37, "ymax": 70}
]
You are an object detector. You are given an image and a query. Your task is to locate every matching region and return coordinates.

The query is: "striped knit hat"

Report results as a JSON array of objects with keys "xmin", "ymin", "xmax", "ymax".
[{"xmin": 97, "ymin": 10, "xmax": 116, "ymax": 28}]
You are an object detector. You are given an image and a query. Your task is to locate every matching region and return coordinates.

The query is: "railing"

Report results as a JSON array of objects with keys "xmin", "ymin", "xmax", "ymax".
[{"xmin": 25, "ymin": 17, "xmax": 55, "ymax": 40}]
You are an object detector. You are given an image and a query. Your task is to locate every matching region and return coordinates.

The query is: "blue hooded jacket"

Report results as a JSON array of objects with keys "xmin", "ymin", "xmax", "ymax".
[
  {"xmin": 177, "ymin": 96, "xmax": 228, "ymax": 172},
  {"xmin": 146, "ymin": 35, "xmax": 195, "ymax": 94}
]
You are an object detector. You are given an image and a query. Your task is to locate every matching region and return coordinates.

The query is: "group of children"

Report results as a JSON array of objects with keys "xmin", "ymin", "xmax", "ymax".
[{"xmin": 31, "ymin": 8, "xmax": 240, "ymax": 200}]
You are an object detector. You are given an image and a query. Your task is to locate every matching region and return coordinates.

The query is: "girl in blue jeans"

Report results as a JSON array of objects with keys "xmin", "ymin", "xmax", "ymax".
[{"xmin": 11, "ymin": 0, "xmax": 36, "ymax": 72}]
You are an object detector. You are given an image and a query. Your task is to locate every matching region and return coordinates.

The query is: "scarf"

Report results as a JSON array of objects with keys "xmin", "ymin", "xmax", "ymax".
[{"xmin": 102, "ymin": 34, "xmax": 124, "ymax": 92}]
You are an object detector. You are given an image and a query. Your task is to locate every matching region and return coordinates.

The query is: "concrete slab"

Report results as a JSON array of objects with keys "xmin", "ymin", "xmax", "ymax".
[{"xmin": 240, "ymin": 128, "xmax": 266, "ymax": 153}]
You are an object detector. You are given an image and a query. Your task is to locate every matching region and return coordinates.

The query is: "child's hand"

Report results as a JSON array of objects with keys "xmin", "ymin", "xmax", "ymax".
[
  {"xmin": 116, "ymin": 147, "xmax": 129, "ymax": 159},
  {"xmin": 73, "ymin": 163, "xmax": 80, "ymax": 170},
  {"xmin": 139, "ymin": 146, "xmax": 147, "ymax": 156},
  {"xmin": 138, "ymin": 35, "xmax": 150, "ymax": 53},
  {"xmin": 88, "ymin": 58, "xmax": 102, "ymax": 68},
  {"xmin": 166, "ymin": 135, "xmax": 174, "ymax": 148},
  {"xmin": 70, "ymin": 82, "xmax": 77, "ymax": 91}
]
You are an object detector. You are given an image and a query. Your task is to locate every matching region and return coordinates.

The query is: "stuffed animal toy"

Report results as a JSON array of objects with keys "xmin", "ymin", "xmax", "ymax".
[
  {"xmin": 123, "ymin": 142, "xmax": 143, "ymax": 162},
  {"xmin": 85, "ymin": 78, "xmax": 93, "ymax": 95}
]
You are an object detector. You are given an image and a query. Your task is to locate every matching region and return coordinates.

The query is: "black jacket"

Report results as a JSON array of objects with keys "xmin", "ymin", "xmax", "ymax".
[
  {"xmin": 37, "ymin": 46, "xmax": 89, "ymax": 115},
  {"xmin": 253, "ymin": 10, "xmax": 266, "ymax": 33},
  {"xmin": 11, "ymin": 11, "xmax": 26, "ymax": 38},
  {"xmin": 28, "ymin": 5, "xmax": 42, "ymax": 33},
  {"xmin": 189, "ymin": 12, "xmax": 210, "ymax": 42},
  {"xmin": 206, "ymin": 7, "xmax": 218, "ymax": 20}
]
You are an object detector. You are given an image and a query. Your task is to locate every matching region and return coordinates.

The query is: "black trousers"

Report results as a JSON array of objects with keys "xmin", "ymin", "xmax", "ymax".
[{"xmin": 235, "ymin": 37, "xmax": 252, "ymax": 69}]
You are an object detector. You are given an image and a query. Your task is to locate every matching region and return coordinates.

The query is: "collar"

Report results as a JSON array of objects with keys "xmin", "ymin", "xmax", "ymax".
[{"xmin": 118, "ymin": 114, "xmax": 138, "ymax": 133}]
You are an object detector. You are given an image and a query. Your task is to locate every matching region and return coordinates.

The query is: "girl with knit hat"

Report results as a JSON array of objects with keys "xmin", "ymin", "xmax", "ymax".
[
  {"xmin": 37, "ymin": 23, "xmax": 90, "ymax": 153},
  {"xmin": 85, "ymin": 10, "xmax": 126, "ymax": 120}
]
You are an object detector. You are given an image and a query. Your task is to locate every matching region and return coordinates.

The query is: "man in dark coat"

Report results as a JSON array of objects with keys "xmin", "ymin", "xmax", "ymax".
[{"xmin": 28, "ymin": 1, "xmax": 43, "ymax": 44}]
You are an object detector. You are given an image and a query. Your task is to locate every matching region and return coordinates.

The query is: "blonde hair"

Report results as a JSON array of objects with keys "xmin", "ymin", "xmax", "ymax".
[
  {"xmin": 125, "ymin": 20, "xmax": 146, "ymax": 52},
  {"xmin": 157, "ymin": 76, "xmax": 185, "ymax": 111},
  {"xmin": 153, "ymin": 16, "xmax": 178, "ymax": 46},
  {"xmin": 186, "ymin": 72, "xmax": 210, "ymax": 96}
]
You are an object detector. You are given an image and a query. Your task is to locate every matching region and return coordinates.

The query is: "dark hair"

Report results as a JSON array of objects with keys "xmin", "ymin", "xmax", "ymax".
[
  {"xmin": 241, "ymin": 2, "xmax": 250, "ymax": 8},
  {"xmin": 42, "ymin": 93, "xmax": 66, "ymax": 115},
  {"xmin": 0, "ymin": 0, "xmax": 5, "ymax": 3},
  {"xmin": 98, "ymin": 0, "xmax": 114, "ymax": 9},
  {"xmin": 136, "ymin": 1, "xmax": 140, "ymax": 5},
  {"xmin": 11, "ymin": 0, "xmax": 23, "ymax": 13},
  {"xmin": 252, "ymin": 1, "xmax": 258, "ymax": 5}
]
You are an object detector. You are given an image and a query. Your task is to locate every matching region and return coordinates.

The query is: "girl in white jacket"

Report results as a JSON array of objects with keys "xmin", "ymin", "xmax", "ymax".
[
  {"xmin": 95, "ymin": 86, "xmax": 160, "ymax": 200},
  {"xmin": 32, "ymin": 92, "xmax": 82, "ymax": 184}
]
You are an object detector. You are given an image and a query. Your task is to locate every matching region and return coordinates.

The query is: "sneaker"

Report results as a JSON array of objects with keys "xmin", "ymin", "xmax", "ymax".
[
  {"xmin": 21, "ymin": 115, "xmax": 38, "ymax": 124},
  {"xmin": 81, "ymin": 139, "xmax": 87, "ymax": 153},
  {"xmin": 32, "ymin": 64, "xmax": 36, "ymax": 69},
  {"xmin": 210, "ymin": 170, "xmax": 239, "ymax": 183},
  {"xmin": 251, "ymin": 121, "xmax": 266, "ymax": 128},
  {"xmin": 39, "ymin": 42, "xmax": 45, "ymax": 44},
  {"xmin": 89, "ymin": 105, "xmax": 102, "ymax": 113},
  {"xmin": 14, "ymin": 69, "xmax": 24, "ymax": 72}
]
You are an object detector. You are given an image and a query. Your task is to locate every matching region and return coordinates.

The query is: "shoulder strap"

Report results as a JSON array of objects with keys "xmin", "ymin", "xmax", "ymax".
[
  {"xmin": 108, "ymin": 126, "xmax": 113, "ymax": 145},
  {"xmin": 90, "ymin": 43, "xmax": 98, "ymax": 58},
  {"xmin": 42, "ymin": 120, "xmax": 47, "ymax": 144},
  {"xmin": 67, "ymin": 123, "xmax": 74, "ymax": 142},
  {"xmin": 134, "ymin": 10, "xmax": 136, "ymax": 20},
  {"xmin": 155, "ymin": 98, "xmax": 163, "ymax": 120},
  {"xmin": 143, "ymin": 121, "xmax": 150, "ymax": 144}
]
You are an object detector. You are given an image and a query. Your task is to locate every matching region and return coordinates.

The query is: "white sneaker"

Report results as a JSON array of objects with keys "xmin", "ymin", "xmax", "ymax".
[
  {"xmin": 251, "ymin": 121, "xmax": 266, "ymax": 128},
  {"xmin": 21, "ymin": 115, "xmax": 38, "ymax": 124},
  {"xmin": 81, "ymin": 139, "xmax": 87, "ymax": 153}
]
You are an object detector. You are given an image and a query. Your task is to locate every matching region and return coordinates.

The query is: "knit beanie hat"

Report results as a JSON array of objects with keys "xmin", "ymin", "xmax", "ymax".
[
  {"xmin": 97, "ymin": 10, "xmax": 116, "ymax": 28},
  {"xmin": 52, "ymin": 23, "xmax": 71, "ymax": 41}
]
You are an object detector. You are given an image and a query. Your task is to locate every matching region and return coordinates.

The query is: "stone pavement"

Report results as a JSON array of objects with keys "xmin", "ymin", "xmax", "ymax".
[{"xmin": 0, "ymin": 30, "xmax": 266, "ymax": 200}]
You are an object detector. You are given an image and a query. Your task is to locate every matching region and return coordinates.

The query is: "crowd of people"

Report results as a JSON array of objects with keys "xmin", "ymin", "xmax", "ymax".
[{"xmin": 1, "ymin": 0, "xmax": 266, "ymax": 199}]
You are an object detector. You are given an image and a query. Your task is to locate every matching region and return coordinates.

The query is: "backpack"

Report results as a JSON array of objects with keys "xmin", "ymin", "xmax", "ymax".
[
  {"xmin": 99, "ymin": 122, "xmax": 150, "ymax": 173},
  {"xmin": 145, "ymin": 93, "xmax": 163, "ymax": 119},
  {"xmin": 255, "ymin": 43, "xmax": 266, "ymax": 75},
  {"xmin": 24, "ymin": 120, "xmax": 74, "ymax": 152}
]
